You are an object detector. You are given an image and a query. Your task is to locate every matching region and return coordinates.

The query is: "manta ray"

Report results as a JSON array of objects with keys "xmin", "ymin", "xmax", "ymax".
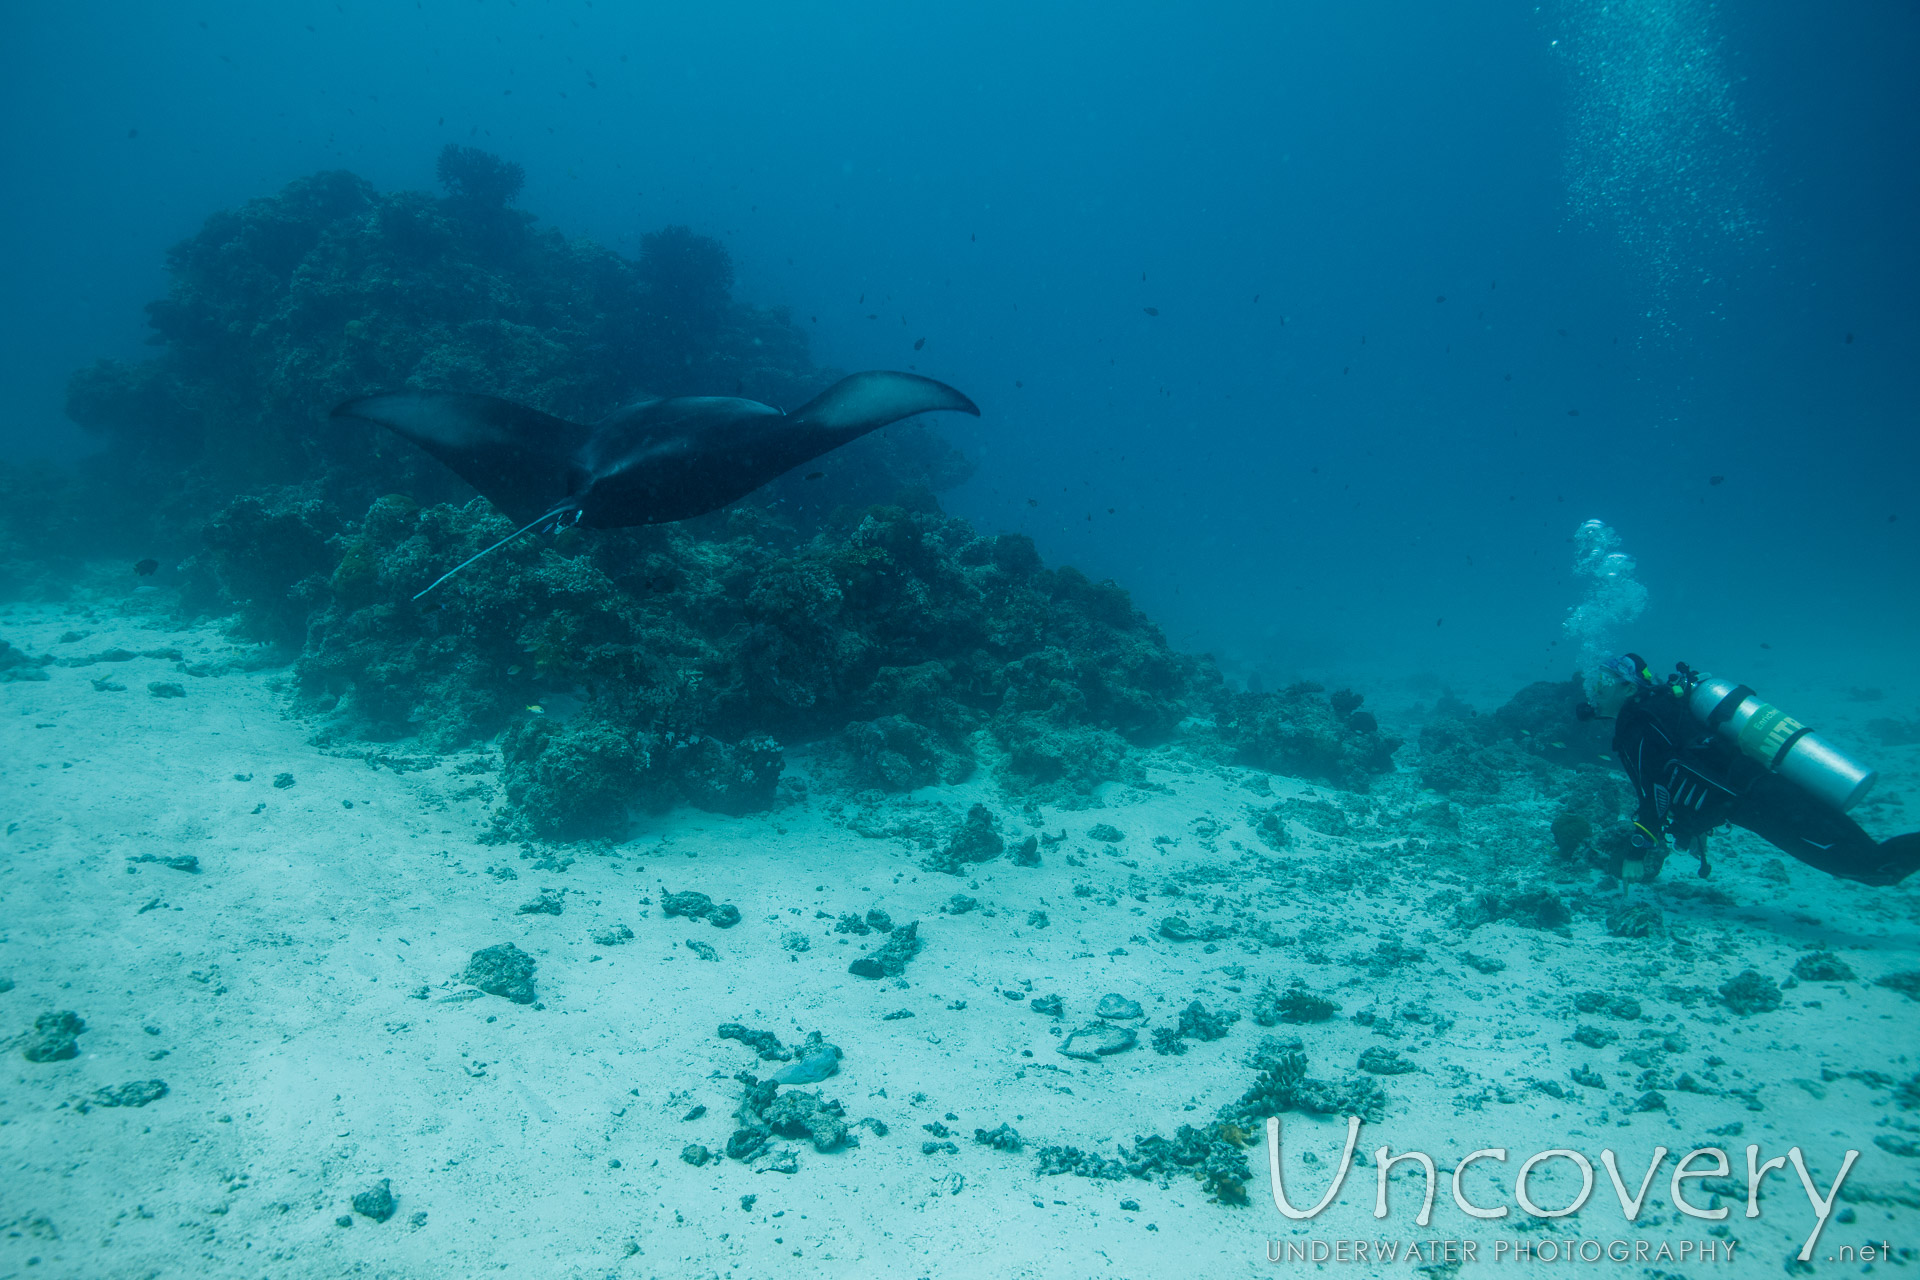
[{"xmin": 331, "ymin": 370, "xmax": 979, "ymax": 597}]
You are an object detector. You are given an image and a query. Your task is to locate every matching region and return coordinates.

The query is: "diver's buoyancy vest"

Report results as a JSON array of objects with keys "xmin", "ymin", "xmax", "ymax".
[{"xmin": 1685, "ymin": 675, "xmax": 1876, "ymax": 812}]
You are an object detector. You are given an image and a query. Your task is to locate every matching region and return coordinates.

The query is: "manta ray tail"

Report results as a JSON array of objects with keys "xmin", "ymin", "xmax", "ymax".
[
  {"xmin": 789, "ymin": 371, "xmax": 980, "ymax": 441},
  {"xmin": 411, "ymin": 507, "xmax": 575, "ymax": 600}
]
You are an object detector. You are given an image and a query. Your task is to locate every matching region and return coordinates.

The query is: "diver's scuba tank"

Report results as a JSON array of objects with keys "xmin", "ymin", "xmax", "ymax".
[{"xmin": 1683, "ymin": 672, "xmax": 1877, "ymax": 812}]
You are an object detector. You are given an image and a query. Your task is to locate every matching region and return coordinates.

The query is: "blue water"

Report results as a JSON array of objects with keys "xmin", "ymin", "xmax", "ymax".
[
  {"xmin": 3, "ymin": 0, "xmax": 1915, "ymax": 683},
  {"xmin": 4, "ymin": 9, "xmax": 1919, "ymax": 1273}
]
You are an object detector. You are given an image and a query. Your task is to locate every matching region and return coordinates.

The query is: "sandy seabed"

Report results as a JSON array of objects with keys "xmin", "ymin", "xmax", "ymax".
[{"xmin": 2, "ymin": 594, "xmax": 1917, "ymax": 1279}]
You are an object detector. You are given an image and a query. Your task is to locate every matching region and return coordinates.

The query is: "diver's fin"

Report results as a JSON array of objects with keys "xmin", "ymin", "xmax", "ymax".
[
  {"xmin": 332, "ymin": 392, "xmax": 591, "ymax": 526},
  {"xmin": 788, "ymin": 371, "xmax": 979, "ymax": 444},
  {"xmin": 1873, "ymin": 832, "xmax": 1920, "ymax": 886}
]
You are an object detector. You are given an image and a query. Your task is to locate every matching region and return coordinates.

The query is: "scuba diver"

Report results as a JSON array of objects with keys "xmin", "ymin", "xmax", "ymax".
[{"xmin": 1581, "ymin": 654, "xmax": 1920, "ymax": 887}]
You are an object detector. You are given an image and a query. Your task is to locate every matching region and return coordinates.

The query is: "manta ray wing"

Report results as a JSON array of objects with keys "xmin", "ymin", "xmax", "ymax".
[
  {"xmin": 571, "ymin": 376, "xmax": 977, "ymax": 528},
  {"xmin": 788, "ymin": 371, "xmax": 980, "ymax": 444},
  {"xmin": 331, "ymin": 391, "xmax": 591, "ymax": 526}
]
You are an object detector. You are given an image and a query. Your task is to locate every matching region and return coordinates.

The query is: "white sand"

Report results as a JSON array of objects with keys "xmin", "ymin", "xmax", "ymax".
[{"xmin": 2, "ymin": 595, "xmax": 1917, "ymax": 1278}]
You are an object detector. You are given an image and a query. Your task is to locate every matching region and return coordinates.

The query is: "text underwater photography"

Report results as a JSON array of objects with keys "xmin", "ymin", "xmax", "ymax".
[{"xmin": 1249, "ymin": 1115, "xmax": 1903, "ymax": 1267}]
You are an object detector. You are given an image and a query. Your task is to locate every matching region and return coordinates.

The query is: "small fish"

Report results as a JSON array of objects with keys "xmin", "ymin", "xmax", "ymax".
[
  {"xmin": 913, "ymin": 337, "xmax": 925, "ymax": 351},
  {"xmin": 1567, "ymin": 409, "xmax": 1580, "ymax": 416},
  {"xmin": 134, "ymin": 558, "xmax": 159, "ymax": 576},
  {"xmin": 805, "ymin": 471, "xmax": 824, "ymax": 481},
  {"xmin": 1759, "ymin": 643, "xmax": 1771, "ymax": 650},
  {"xmin": 1709, "ymin": 475, "xmax": 1725, "ymax": 486},
  {"xmin": 1026, "ymin": 498, "xmax": 1038, "ymax": 507},
  {"xmin": 1435, "ymin": 295, "xmax": 1446, "ymax": 303},
  {"xmin": 1142, "ymin": 307, "xmax": 1159, "ymax": 317},
  {"xmin": 527, "ymin": 704, "xmax": 545, "ymax": 714},
  {"xmin": 507, "ymin": 665, "xmax": 521, "ymax": 675}
]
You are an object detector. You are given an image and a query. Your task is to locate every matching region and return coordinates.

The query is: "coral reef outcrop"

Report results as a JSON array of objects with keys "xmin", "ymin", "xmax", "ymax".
[
  {"xmin": 54, "ymin": 149, "xmax": 967, "ymax": 560},
  {"xmin": 30, "ymin": 149, "xmax": 1425, "ymax": 838}
]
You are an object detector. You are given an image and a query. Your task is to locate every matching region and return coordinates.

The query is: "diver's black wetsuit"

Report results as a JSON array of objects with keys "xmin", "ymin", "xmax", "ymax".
[{"xmin": 1612, "ymin": 687, "xmax": 1920, "ymax": 886}]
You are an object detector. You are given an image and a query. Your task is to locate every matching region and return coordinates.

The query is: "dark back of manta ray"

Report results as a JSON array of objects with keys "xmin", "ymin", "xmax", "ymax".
[{"xmin": 330, "ymin": 370, "xmax": 979, "ymax": 533}]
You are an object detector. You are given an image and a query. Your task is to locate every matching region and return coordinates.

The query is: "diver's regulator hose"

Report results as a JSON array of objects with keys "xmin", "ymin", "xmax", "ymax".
[{"xmin": 1686, "ymin": 676, "xmax": 1877, "ymax": 811}]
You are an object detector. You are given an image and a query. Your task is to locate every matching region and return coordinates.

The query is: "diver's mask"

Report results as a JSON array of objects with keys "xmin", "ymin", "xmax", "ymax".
[
  {"xmin": 1577, "ymin": 652, "xmax": 1655, "ymax": 721},
  {"xmin": 1600, "ymin": 653, "xmax": 1657, "ymax": 691}
]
